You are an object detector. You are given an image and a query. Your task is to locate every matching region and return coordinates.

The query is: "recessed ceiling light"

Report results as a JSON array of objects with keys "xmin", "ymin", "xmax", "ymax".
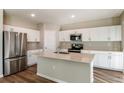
[
  {"xmin": 71, "ymin": 15, "xmax": 75, "ymax": 18},
  {"xmin": 31, "ymin": 13, "xmax": 35, "ymax": 17}
]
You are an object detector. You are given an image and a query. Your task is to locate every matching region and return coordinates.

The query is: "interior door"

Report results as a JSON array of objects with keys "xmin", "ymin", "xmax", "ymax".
[
  {"xmin": 44, "ymin": 31, "xmax": 57, "ymax": 52},
  {"xmin": 4, "ymin": 31, "xmax": 16, "ymax": 59}
]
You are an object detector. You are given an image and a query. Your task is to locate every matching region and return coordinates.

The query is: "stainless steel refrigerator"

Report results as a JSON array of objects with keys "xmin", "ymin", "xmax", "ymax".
[{"xmin": 3, "ymin": 31, "xmax": 27, "ymax": 76}]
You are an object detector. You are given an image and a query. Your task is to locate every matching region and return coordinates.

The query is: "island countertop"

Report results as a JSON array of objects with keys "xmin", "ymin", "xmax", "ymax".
[{"xmin": 36, "ymin": 52, "xmax": 94, "ymax": 64}]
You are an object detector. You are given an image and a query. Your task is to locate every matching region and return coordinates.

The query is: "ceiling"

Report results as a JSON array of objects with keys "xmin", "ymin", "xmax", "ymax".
[{"xmin": 4, "ymin": 9, "xmax": 124, "ymax": 25}]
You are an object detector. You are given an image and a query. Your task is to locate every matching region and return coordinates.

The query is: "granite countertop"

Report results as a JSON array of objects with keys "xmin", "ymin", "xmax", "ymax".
[
  {"xmin": 36, "ymin": 52, "xmax": 94, "ymax": 64},
  {"xmin": 81, "ymin": 49, "xmax": 123, "ymax": 54}
]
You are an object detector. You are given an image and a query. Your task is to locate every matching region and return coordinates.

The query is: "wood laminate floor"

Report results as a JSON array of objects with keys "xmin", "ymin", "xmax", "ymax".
[
  {"xmin": 0, "ymin": 65, "xmax": 55, "ymax": 83},
  {"xmin": 0, "ymin": 65, "xmax": 124, "ymax": 83},
  {"xmin": 94, "ymin": 68, "xmax": 124, "ymax": 83}
]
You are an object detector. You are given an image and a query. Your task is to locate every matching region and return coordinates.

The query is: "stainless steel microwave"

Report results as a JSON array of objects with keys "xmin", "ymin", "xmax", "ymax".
[{"xmin": 70, "ymin": 34, "xmax": 82, "ymax": 41}]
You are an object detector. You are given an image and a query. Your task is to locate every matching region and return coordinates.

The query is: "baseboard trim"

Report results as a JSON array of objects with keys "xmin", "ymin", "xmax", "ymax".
[
  {"xmin": 0, "ymin": 74, "xmax": 3, "ymax": 78},
  {"xmin": 37, "ymin": 73, "xmax": 66, "ymax": 83}
]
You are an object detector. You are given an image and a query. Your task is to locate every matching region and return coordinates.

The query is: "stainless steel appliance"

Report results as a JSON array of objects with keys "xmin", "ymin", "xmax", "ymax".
[
  {"xmin": 68, "ymin": 43, "xmax": 83, "ymax": 53},
  {"xmin": 70, "ymin": 34, "xmax": 82, "ymax": 41},
  {"xmin": 3, "ymin": 31, "xmax": 27, "ymax": 76}
]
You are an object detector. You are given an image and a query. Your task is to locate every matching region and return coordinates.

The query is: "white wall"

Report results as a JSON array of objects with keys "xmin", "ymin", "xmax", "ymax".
[
  {"xmin": 61, "ymin": 17, "xmax": 120, "ymax": 30},
  {"xmin": 0, "ymin": 9, "xmax": 3, "ymax": 76},
  {"xmin": 4, "ymin": 13, "xmax": 38, "ymax": 30},
  {"xmin": 37, "ymin": 23, "xmax": 44, "ymax": 48}
]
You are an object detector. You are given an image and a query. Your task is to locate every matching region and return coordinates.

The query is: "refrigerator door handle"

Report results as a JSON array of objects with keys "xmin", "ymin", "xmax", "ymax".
[{"xmin": 21, "ymin": 33, "xmax": 24, "ymax": 56}]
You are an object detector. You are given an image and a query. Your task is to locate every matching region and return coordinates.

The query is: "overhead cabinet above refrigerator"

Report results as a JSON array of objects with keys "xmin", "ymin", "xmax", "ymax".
[{"xmin": 4, "ymin": 25, "xmax": 40, "ymax": 42}]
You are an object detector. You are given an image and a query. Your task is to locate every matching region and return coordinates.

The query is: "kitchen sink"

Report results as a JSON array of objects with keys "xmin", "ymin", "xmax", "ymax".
[{"xmin": 54, "ymin": 52, "xmax": 69, "ymax": 54}]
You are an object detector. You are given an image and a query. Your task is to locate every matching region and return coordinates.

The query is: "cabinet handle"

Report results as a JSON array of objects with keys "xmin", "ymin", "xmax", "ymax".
[
  {"xmin": 110, "ymin": 56, "xmax": 111, "ymax": 59},
  {"xmin": 108, "ymin": 56, "xmax": 111, "ymax": 59}
]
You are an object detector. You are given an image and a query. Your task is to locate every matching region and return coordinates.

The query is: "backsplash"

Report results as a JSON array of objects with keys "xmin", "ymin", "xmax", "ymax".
[
  {"xmin": 27, "ymin": 42, "xmax": 41, "ymax": 50},
  {"xmin": 59, "ymin": 41, "xmax": 122, "ymax": 51}
]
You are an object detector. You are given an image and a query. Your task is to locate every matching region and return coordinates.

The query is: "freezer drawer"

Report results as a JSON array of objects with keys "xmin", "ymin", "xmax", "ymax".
[
  {"xmin": 18, "ymin": 56, "xmax": 27, "ymax": 71},
  {"xmin": 4, "ymin": 58, "xmax": 19, "ymax": 76}
]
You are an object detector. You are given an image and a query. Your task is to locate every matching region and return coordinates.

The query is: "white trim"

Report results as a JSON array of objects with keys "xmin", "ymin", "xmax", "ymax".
[
  {"xmin": 37, "ymin": 73, "xmax": 66, "ymax": 83},
  {"xmin": 0, "ymin": 74, "xmax": 3, "ymax": 78}
]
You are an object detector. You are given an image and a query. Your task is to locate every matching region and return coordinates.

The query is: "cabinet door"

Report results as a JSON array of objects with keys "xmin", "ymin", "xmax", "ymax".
[
  {"xmin": 61, "ymin": 31, "xmax": 66, "ymax": 41},
  {"xmin": 59, "ymin": 31, "xmax": 71, "ymax": 42},
  {"xmin": 109, "ymin": 26, "xmax": 121, "ymax": 41},
  {"xmin": 90, "ymin": 27, "xmax": 108, "ymax": 41},
  {"xmin": 97, "ymin": 53, "xmax": 110, "ymax": 68},
  {"xmin": 116, "ymin": 26, "xmax": 121, "ymax": 41},
  {"xmin": 27, "ymin": 30, "xmax": 38, "ymax": 42},
  {"xmin": 65, "ymin": 31, "xmax": 70, "ymax": 41},
  {"xmin": 110, "ymin": 53, "xmax": 123, "ymax": 70},
  {"xmin": 93, "ymin": 53, "xmax": 99, "ymax": 66},
  {"xmin": 82, "ymin": 29, "xmax": 91, "ymax": 41},
  {"xmin": 93, "ymin": 53, "xmax": 109, "ymax": 68},
  {"xmin": 59, "ymin": 31, "xmax": 66, "ymax": 41},
  {"xmin": 35, "ymin": 31, "xmax": 40, "ymax": 42},
  {"xmin": 27, "ymin": 31, "xmax": 34, "ymax": 42},
  {"xmin": 59, "ymin": 32, "xmax": 63, "ymax": 41},
  {"xmin": 90, "ymin": 28, "xmax": 98, "ymax": 41}
]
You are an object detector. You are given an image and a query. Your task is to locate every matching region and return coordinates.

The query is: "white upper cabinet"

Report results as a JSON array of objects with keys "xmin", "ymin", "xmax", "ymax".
[
  {"xmin": 59, "ymin": 31, "xmax": 67, "ymax": 41},
  {"xmin": 27, "ymin": 30, "xmax": 40, "ymax": 42},
  {"xmin": 59, "ymin": 25, "xmax": 121, "ymax": 42},
  {"xmin": 81, "ymin": 29, "xmax": 91, "ymax": 41},
  {"xmin": 107, "ymin": 26, "xmax": 121, "ymax": 41},
  {"xmin": 90, "ymin": 27, "xmax": 109, "ymax": 41},
  {"xmin": 59, "ymin": 30, "xmax": 72, "ymax": 42},
  {"xmin": 4, "ymin": 25, "xmax": 40, "ymax": 42}
]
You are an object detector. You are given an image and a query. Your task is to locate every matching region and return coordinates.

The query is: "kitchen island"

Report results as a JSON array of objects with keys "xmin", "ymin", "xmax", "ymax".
[{"xmin": 36, "ymin": 52, "xmax": 94, "ymax": 83}]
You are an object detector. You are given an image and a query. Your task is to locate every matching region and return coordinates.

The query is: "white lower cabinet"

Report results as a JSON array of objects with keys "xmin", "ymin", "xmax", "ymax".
[
  {"xmin": 27, "ymin": 49, "xmax": 43, "ymax": 66},
  {"xmin": 97, "ymin": 53, "xmax": 110, "ymax": 68},
  {"xmin": 81, "ymin": 50, "xmax": 124, "ymax": 71},
  {"xmin": 110, "ymin": 53, "xmax": 123, "ymax": 70}
]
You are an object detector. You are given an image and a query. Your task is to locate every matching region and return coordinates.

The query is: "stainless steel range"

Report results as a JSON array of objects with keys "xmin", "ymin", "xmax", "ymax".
[
  {"xmin": 3, "ymin": 31, "xmax": 27, "ymax": 76},
  {"xmin": 68, "ymin": 43, "xmax": 83, "ymax": 53}
]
